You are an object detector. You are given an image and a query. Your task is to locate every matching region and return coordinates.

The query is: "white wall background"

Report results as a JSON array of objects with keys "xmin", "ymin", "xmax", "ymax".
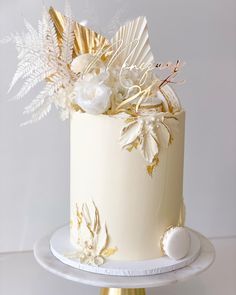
[{"xmin": 0, "ymin": 0, "xmax": 235, "ymax": 253}]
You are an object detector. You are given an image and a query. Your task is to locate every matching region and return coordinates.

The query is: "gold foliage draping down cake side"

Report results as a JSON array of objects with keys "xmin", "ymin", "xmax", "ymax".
[
  {"xmin": 69, "ymin": 200, "xmax": 117, "ymax": 266},
  {"xmin": 3, "ymin": 2, "xmax": 184, "ymax": 174},
  {"xmin": 120, "ymin": 113, "xmax": 179, "ymax": 175}
]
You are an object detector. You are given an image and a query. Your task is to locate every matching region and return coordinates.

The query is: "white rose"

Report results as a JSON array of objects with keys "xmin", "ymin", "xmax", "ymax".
[
  {"xmin": 71, "ymin": 53, "xmax": 104, "ymax": 74},
  {"xmin": 74, "ymin": 74, "xmax": 112, "ymax": 115}
]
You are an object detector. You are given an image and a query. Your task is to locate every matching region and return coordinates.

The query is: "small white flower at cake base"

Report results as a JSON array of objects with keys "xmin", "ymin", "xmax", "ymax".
[
  {"xmin": 162, "ymin": 227, "xmax": 191, "ymax": 260},
  {"xmin": 120, "ymin": 113, "xmax": 179, "ymax": 176},
  {"xmin": 74, "ymin": 73, "xmax": 112, "ymax": 115},
  {"xmin": 69, "ymin": 200, "xmax": 117, "ymax": 266}
]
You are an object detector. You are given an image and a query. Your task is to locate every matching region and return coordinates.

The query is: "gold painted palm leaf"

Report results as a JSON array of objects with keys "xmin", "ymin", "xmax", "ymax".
[{"xmin": 49, "ymin": 7, "xmax": 111, "ymax": 59}]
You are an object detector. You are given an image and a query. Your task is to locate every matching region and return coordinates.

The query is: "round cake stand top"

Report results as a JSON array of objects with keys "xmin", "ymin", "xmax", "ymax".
[{"xmin": 34, "ymin": 231, "xmax": 215, "ymax": 289}]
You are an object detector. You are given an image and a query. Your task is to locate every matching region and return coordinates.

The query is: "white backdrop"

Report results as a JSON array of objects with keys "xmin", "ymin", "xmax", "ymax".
[{"xmin": 0, "ymin": 0, "xmax": 235, "ymax": 253}]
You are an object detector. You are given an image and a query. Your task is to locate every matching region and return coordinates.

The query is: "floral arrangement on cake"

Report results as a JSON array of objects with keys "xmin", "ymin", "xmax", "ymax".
[{"xmin": 2, "ymin": 3, "xmax": 184, "ymax": 175}]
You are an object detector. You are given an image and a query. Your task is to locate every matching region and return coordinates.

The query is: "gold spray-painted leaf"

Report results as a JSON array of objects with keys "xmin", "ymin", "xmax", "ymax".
[
  {"xmin": 120, "ymin": 113, "xmax": 179, "ymax": 176},
  {"xmin": 49, "ymin": 7, "xmax": 111, "ymax": 59},
  {"xmin": 127, "ymin": 139, "xmax": 139, "ymax": 152},
  {"xmin": 70, "ymin": 201, "xmax": 117, "ymax": 266},
  {"xmin": 147, "ymin": 155, "xmax": 159, "ymax": 176}
]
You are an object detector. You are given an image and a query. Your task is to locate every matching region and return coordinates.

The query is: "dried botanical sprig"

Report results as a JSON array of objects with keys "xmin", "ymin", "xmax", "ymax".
[
  {"xmin": 156, "ymin": 60, "xmax": 185, "ymax": 89},
  {"xmin": 4, "ymin": 4, "xmax": 77, "ymax": 124}
]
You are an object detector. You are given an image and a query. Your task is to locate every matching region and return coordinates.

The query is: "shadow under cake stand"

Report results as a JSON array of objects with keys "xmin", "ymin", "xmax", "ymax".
[{"xmin": 34, "ymin": 227, "xmax": 215, "ymax": 295}]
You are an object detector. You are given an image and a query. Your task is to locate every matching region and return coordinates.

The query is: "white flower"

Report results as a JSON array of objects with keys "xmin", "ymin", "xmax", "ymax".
[
  {"xmin": 71, "ymin": 53, "xmax": 105, "ymax": 74},
  {"xmin": 74, "ymin": 73, "xmax": 112, "ymax": 115}
]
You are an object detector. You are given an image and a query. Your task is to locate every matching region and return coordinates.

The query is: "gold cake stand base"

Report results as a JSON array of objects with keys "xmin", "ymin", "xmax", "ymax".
[{"xmin": 100, "ymin": 288, "xmax": 146, "ymax": 295}]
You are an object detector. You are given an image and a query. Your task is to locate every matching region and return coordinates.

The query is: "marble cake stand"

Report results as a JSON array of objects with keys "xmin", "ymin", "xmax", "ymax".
[{"xmin": 34, "ymin": 230, "xmax": 215, "ymax": 295}]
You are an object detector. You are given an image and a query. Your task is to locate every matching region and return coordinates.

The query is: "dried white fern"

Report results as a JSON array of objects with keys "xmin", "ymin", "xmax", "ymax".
[
  {"xmin": 5, "ymin": 4, "xmax": 77, "ymax": 124},
  {"xmin": 61, "ymin": 1, "xmax": 75, "ymax": 64}
]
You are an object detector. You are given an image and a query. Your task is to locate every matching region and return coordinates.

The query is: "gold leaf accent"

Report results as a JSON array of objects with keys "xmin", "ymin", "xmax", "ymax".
[
  {"xmin": 101, "ymin": 247, "xmax": 118, "ymax": 257},
  {"xmin": 120, "ymin": 113, "xmax": 178, "ymax": 176},
  {"xmin": 76, "ymin": 207, "xmax": 82, "ymax": 225},
  {"xmin": 70, "ymin": 103, "xmax": 84, "ymax": 112},
  {"xmin": 127, "ymin": 139, "xmax": 139, "ymax": 152},
  {"xmin": 49, "ymin": 7, "xmax": 111, "ymax": 59},
  {"xmin": 70, "ymin": 201, "xmax": 117, "ymax": 266},
  {"xmin": 147, "ymin": 155, "xmax": 159, "ymax": 176}
]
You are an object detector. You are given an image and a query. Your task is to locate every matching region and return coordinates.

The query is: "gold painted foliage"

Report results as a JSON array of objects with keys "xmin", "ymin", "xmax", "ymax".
[
  {"xmin": 69, "ymin": 201, "xmax": 117, "ymax": 266},
  {"xmin": 120, "ymin": 113, "xmax": 179, "ymax": 175}
]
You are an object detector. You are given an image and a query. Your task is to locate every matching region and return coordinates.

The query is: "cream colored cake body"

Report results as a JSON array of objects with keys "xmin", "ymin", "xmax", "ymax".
[{"xmin": 70, "ymin": 110, "xmax": 185, "ymax": 261}]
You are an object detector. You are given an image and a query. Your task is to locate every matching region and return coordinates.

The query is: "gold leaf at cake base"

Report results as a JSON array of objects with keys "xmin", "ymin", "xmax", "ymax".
[
  {"xmin": 70, "ymin": 201, "xmax": 117, "ymax": 266},
  {"xmin": 101, "ymin": 247, "xmax": 118, "ymax": 257}
]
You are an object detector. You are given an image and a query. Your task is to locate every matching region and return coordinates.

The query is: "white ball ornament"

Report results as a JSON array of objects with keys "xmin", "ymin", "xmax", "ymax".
[
  {"xmin": 162, "ymin": 227, "xmax": 191, "ymax": 260},
  {"xmin": 71, "ymin": 53, "xmax": 104, "ymax": 74}
]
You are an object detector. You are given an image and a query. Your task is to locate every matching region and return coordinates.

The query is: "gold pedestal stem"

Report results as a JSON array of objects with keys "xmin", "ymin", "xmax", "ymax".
[{"xmin": 100, "ymin": 288, "xmax": 146, "ymax": 295}]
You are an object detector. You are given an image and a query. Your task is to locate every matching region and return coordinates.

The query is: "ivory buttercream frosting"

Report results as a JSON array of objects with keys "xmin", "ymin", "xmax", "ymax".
[{"xmin": 70, "ymin": 106, "xmax": 185, "ymax": 261}]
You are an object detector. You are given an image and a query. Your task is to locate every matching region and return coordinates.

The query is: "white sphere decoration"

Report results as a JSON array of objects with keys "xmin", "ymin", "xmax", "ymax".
[
  {"xmin": 162, "ymin": 227, "xmax": 191, "ymax": 260},
  {"xmin": 71, "ymin": 53, "xmax": 104, "ymax": 74}
]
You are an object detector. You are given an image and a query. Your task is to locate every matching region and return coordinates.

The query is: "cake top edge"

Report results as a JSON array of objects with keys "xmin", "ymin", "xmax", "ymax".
[{"xmin": 3, "ymin": 4, "xmax": 185, "ymax": 126}]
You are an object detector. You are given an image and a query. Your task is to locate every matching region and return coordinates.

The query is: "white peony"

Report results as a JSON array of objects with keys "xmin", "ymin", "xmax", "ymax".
[{"xmin": 74, "ymin": 73, "xmax": 112, "ymax": 115}]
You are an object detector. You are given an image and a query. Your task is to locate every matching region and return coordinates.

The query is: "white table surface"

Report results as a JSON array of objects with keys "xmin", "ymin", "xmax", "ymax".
[{"xmin": 0, "ymin": 237, "xmax": 235, "ymax": 295}]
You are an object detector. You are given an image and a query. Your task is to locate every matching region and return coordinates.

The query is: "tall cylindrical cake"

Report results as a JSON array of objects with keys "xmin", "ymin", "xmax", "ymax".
[
  {"xmin": 8, "ymin": 4, "xmax": 192, "ymax": 269},
  {"xmin": 70, "ymin": 109, "xmax": 185, "ymax": 261}
]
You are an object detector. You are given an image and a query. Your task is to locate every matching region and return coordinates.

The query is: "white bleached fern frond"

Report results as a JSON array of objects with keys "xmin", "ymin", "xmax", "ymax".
[
  {"xmin": 42, "ymin": 11, "xmax": 60, "ymax": 58},
  {"xmin": 5, "ymin": 5, "xmax": 78, "ymax": 124},
  {"xmin": 61, "ymin": 1, "xmax": 75, "ymax": 64},
  {"xmin": 21, "ymin": 99, "xmax": 52, "ymax": 126}
]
